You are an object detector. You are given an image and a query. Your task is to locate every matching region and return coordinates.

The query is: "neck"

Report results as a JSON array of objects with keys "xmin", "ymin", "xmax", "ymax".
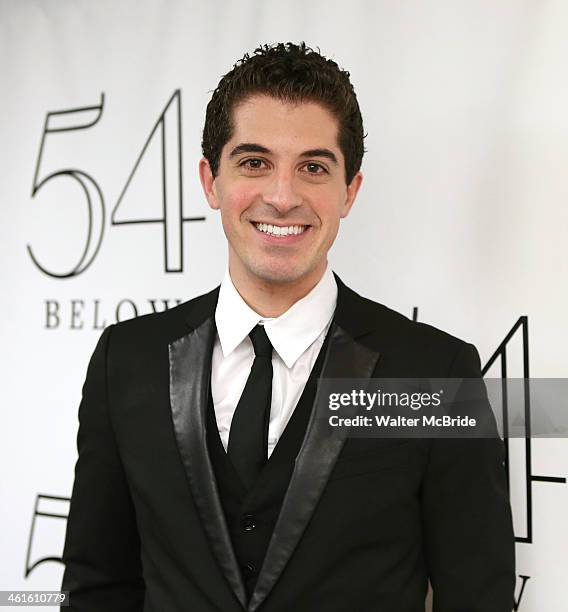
[{"xmin": 229, "ymin": 264, "xmax": 326, "ymax": 318}]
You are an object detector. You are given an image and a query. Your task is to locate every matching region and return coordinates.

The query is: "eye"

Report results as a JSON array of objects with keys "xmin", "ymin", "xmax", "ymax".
[
  {"xmin": 303, "ymin": 162, "xmax": 327, "ymax": 175},
  {"xmin": 240, "ymin": 158, "xmax": 267, "ymax": 171}
]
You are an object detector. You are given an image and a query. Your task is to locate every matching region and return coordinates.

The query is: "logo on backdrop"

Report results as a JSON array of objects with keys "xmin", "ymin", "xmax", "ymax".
[
  {"xmin": 24, "ymin": 495, "xmax": 69, "ymax": 577},
  {"xmin": 43, "ymin": 298, "xmax": 183, "ymax": 330},
  {"xmin": 414, "ymin": 311, "xmax": 566, "ymax": 610},
  {"xmin": 28, "ymin": 90, "xmax": 204, "ymax": 278},
  {"xmin": 28, "ymin": 91, "xmax": 205, "ymax": 328}
]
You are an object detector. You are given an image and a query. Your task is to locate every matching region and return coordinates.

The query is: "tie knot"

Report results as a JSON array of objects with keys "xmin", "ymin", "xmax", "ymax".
[{"xmin": 249, "ymin": 324, "xmax": 273, "ymax": 357}]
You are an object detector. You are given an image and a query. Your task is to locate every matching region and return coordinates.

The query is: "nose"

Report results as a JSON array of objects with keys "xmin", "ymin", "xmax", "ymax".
[{"xmin": 262, "ymin": 168, "xmax": 303, "ymax": 214}]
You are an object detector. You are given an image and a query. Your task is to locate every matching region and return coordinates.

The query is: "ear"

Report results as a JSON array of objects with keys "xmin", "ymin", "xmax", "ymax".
[
  {"xmin": 199, "ymin": 158, "xmax": 219, "ymax": 210},
  {"xmin": 340, "ymin": 171, "xmax": 363, "ymax": 219}
]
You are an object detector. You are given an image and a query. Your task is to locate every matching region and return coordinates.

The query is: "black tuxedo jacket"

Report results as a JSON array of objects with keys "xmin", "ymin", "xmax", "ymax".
[{"xmin": 61, "ymin": 275, "xmax": 515, "ymax": 611}]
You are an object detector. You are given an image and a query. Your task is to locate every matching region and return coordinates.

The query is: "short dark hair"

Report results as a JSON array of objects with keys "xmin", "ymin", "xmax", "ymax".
[{"xmin": 201, "ymin": 42, "xmax": 365, "ymax": 184}]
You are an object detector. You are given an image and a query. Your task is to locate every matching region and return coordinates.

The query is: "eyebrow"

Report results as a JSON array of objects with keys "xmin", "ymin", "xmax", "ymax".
[
  {"xmin": 300, "ymin": 149, "xmax": 338, "ymax": 165},
  {"xmin": 229, "ymin": 143, "xmax": 338, "ymax": 165},
  {"xmin": 229, "ymin": 143, "xmax": 270, "ymax": 157}
]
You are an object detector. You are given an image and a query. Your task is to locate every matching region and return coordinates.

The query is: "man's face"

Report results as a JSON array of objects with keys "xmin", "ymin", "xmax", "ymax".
[{"xmin": 200, "ymin": 94, "xmax": 362, "ymax": 289}]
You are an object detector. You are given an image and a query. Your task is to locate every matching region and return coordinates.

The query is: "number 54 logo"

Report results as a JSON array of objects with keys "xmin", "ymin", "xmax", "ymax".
[{"xmin": 27, "ymin": 91, "xmax": 205, "ymax": 278}]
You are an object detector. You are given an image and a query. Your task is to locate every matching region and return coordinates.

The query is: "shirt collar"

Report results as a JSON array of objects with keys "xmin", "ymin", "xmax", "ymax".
[{"xmin": 215, "ymin": 265, "xmax": 337, "ymax": 368}]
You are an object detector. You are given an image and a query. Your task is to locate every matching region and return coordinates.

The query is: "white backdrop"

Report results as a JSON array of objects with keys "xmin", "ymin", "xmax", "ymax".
[{"xmin": 1, "ymin": 1, "xmax": 567, "ymax": 610}]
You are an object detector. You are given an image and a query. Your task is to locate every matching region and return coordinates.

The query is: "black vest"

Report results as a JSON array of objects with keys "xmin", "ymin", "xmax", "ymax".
[{"xmin": 206, "ymin": 331, "xmax": 330, "ymax": 598}]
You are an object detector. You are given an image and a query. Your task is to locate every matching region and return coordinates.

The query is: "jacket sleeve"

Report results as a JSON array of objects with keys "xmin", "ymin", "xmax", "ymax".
[
  {"xmin": 421, "ymin": 342, "xmax": 516, "ymax": 612},
  {"xmin": 61, "ymin": 325, "xmax": 145, "ymax": 611}
]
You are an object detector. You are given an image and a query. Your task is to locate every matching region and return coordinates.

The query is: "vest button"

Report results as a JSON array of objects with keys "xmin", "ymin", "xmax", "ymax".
[{"xmin": 241, "ymin": 514, "xmax": 257, "ymax": 531}]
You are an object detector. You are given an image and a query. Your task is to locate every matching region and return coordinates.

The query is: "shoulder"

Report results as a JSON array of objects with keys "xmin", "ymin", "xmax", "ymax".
[{"xmin": 336, "ymin": 277, "xmax": 479, "ymax": 377}]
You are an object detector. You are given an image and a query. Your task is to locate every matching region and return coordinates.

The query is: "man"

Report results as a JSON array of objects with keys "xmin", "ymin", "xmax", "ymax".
[{"xmin": 61, "ymin": 43, "xmax": 515, "ymax": 611}]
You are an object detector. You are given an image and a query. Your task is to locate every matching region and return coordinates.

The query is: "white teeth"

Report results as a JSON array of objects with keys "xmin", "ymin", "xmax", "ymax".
[{"xmin": 255, "ymin": 223, "xmax": 307, "ymax": 237}]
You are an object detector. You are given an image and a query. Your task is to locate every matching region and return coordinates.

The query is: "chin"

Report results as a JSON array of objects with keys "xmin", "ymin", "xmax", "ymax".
[{"xmin": 248, "ymin": 261, "xmax": 314, "ymax": 286}]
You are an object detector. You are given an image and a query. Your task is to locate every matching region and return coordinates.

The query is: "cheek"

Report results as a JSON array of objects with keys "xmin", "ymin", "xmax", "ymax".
[
  {"xmin": 219, "ymin": 183, "xmax": 258, "ymax": 220},
  {"xmin": 314, "ymin": 194, "xmax": 344, "ymax": 228}
]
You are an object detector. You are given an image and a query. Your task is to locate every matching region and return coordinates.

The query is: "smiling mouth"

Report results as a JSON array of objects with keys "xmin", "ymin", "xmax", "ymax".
[{"xmin": 253, "ymin": 222, "xmax": 309, "ymax": 237}]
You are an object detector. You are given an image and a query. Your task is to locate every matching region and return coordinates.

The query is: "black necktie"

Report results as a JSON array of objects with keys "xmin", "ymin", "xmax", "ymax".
[{"xmin": 227, "ymin": 324, "xmax": 273, "ymax": 490}]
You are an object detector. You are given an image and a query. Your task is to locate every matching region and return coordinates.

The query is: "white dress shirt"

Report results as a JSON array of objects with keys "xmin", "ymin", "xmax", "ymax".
[{"xmin": 212, "ymin": 265, "xmax": 337, "ymax": 458}]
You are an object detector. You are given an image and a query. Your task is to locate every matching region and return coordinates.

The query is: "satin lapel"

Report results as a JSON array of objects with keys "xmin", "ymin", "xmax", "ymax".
[
  {"xmin": 169, "ymin": 317, "xmax": 247, "ymax": 609},
  {"xmin": 248, "ymin": 322, "xmax": 380, "ymax": 612}
]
